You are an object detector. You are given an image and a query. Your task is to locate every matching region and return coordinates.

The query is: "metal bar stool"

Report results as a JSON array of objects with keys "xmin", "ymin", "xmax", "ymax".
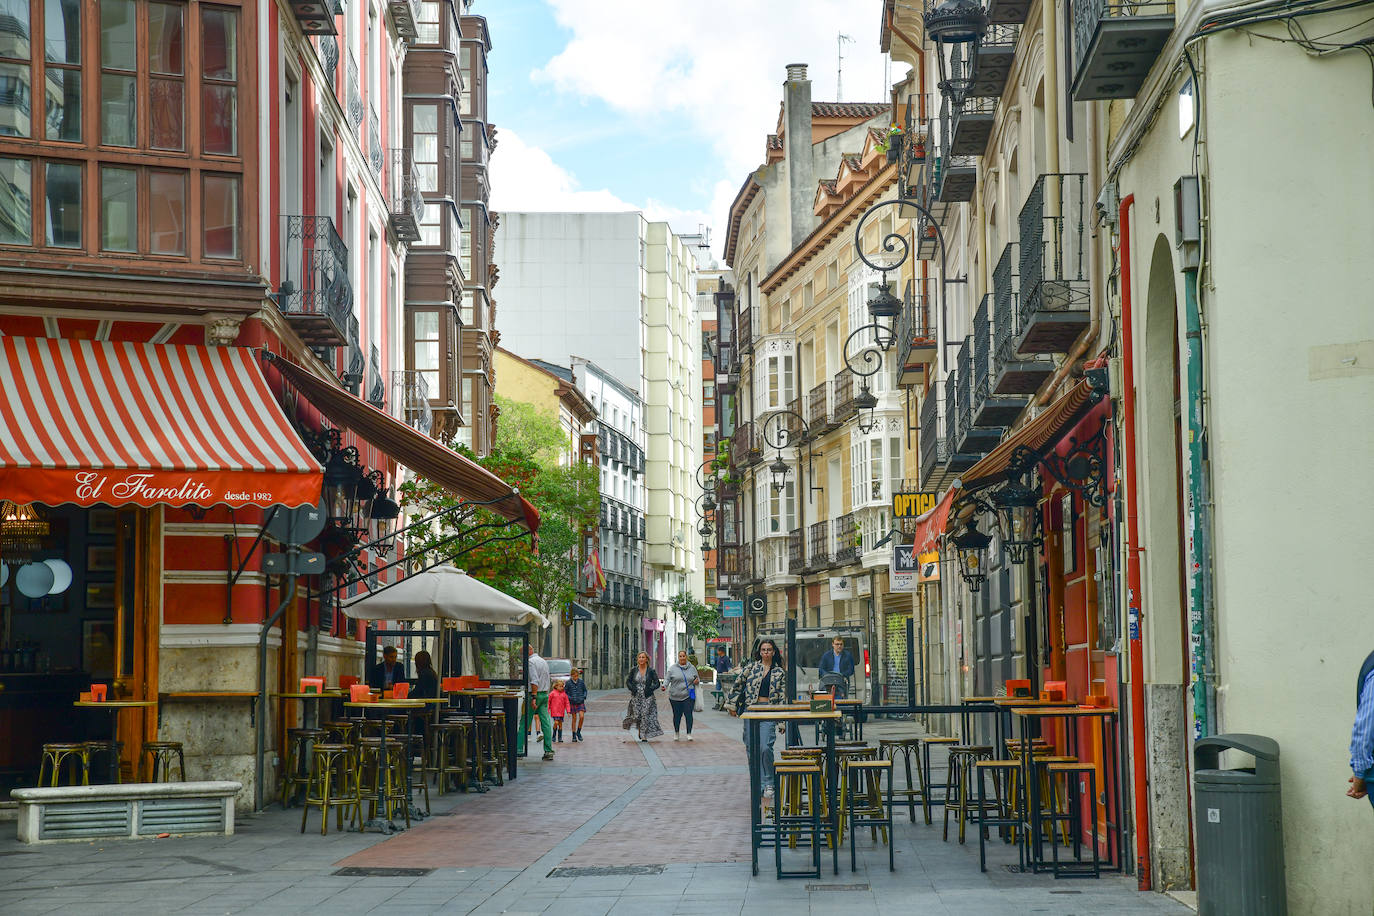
[
  {"xmin": 357, "ymin": 737, "xmax": 411, "ymax": 829},
  {"xmin": 300, "ymin": 742, "xmax": 360, "ymax": 835},
  {"xmin": 281, "ymin": 728, "xmax": 327, "ymax": 807},
  {"xmin": 974, "ymin": 760, "xmax": 1024, "ymax": 872},
  {"xmin": 38, "ymin": 744, "xmax": 89, "ymax": 787},
  {"xmin": 1046, "ymin": 762, "xmax": 1101, "ymax": 878},
  {"xmin": 772, "ymin": 762, "xmax": 824, "ymax": 879},
  {"xmin": 920, "ymin": 735, "xmax": 961, "ymax": 824},
  {"xmin": 943, "ymin": 745, "xmax": 997, "ymax": 844},
  {"xmin": 877, "ymin": 737, "xmax": 926, "ymax": 824},
  {"xmin": 430, "ymin": 721, "xmax": 470, "ymax": 794},
  {"xmin": 844, "ymin": 759, "xmax": 894, "ymax": 872},
  {"xmin": 139, "ymin": 741, "xmax": 186, "ymax": 783},
  {"xmin": 83, "ymin": 740, "xmax": 123, "ymax": 784}
]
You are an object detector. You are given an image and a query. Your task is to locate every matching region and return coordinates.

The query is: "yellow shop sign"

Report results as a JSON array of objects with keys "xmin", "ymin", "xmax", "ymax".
[{"xmin": 892, "ymin": 491, "xmax": 938, "ymax": 519}]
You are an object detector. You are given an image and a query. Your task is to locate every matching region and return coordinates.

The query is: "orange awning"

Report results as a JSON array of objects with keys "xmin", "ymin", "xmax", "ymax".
[
  {"xmin": 957, "ymin": 378, "xmax": 1100, "ymax": 492},
  {"xmin": 0, "ymin": 337, "xmax": 321, "ymax": 508},
  {"xmin": 266, "ymin": 353, "xmax": 539, "ymax": 533},
  {"xmin": 910, "ymin": 486, "xmax": 956, "ymax": 555}
]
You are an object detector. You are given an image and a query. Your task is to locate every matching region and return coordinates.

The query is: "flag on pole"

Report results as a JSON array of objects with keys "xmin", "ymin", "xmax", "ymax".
[{"xmin": 582, "ymin": 549, "xmax": 607, "ymax": 591}]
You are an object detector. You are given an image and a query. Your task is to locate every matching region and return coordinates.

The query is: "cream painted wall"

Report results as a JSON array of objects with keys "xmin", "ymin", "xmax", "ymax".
[{"xmin": 1118, "ymin": 23, "xmax": 1374, "ymax": 913}]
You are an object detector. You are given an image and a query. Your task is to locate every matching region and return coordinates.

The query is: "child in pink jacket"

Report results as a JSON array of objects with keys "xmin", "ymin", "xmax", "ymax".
[{"xmin": 548, "ymin": 679, "xmax": 571, "ymax": 743}]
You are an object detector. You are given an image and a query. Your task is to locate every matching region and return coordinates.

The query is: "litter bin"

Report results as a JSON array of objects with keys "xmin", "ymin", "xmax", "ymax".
[{"xmin": 1194, "ymin": 734, "xmax": 1287, "ymax": 916}]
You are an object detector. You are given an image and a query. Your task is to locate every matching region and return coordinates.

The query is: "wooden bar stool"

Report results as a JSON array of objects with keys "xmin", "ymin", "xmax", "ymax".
[
  {"xmin": 974, "ymin": 760, "xmax": 1024, "ymax": 872},
  {"xmin": 38, "ymin": 744, "xmax": 89, "ymax": 787},
  {"xmin": 281, "ymin": 728, "xmax": 327, "ymax": 808},
  {"xmin": 773, "ymin": 762, "xmax": 823, "ymax": 879},
  {"xmin": 943, "ymin": 745, "xmax": 996, "ymax": 844},
  {"xmin": 844, "ymin": 759, "xmax": 894, "ymax": 872},
  {"xmin": 1031, "ymin": 755, "xmax": 1078, "ymax": 846},
  {"xmin": 430, "ymin": 721, "xmax": 470, "ymax": 794},
  {"xmin": 878, "ymin": 737, "xmax": 926, "ymax": 824},
  {"xmin": 357, "ymin": 738, "xmax": 411, "ymax": 828},
  {"xmin": 83, "ymin": 740, "xmax": 123, "ymax": 784},
  {"xmin": 1047, "ymin": 762, "xmax": 1101, "ymax": 878},
  {"xmin": 473, "ymin": 715, "xmax": 504, "ymax": 786},
  {"xmin": 300, "ymin": 742, "xmax": 359, "ymax": 835},
  {"xmin": 139, "ymin": 741, "xmax": 186, "ymax": 783}
]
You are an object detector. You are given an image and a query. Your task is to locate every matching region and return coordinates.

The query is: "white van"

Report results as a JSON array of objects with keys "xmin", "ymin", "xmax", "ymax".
[{"xmin": 752, "ymin": 626, "xmax": 869, "ymax": 704}]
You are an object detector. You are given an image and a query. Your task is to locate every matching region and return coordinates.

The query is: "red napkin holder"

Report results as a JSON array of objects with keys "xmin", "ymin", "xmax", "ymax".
[
  {"xmin": 391, "ymin": 682, "xmax": 410, "ymax": 699},
  {"xmin": 1005, "ymin": 678, "xmax": 1033, "ymax": 698},
  {"xmin": 339, "ymin": 675, "xmax": 360, "ymax": 691},
  {"xmin": 349, "ymin": 684, "xmax": 373, "ymax": 703},
  {"xmin": 90, "ymin": 684, "xmax": 108, "ymax": 702},
  {"xmin": 1041, "ymin": 680, "xmax": 1067, "ymax": 701},
  {"xmin": 441, "ymin": 677, "xmax": 463, "ymax": 692},
  {"xmin": 299, "ymin": 677, "xmax": 325, "ymax": 695}
]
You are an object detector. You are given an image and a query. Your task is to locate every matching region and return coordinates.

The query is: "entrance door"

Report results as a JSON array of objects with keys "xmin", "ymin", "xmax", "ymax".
[{"xmin": 113, "ymin": 507, "xmax": 158, "ymax": 780}]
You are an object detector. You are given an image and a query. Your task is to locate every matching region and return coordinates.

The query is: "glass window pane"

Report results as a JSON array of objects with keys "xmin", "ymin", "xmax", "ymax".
[
  {"xmin": 202, "ymin": 84, "xmax": 235, "ymax": 154},
  {"xmin": 148, "ymin": 4, "xmax": 183, "ymax": 74},
  {"xmin": 101, "ymin": 73, "xmax": 135, "ymax": 146},
  {"xmin": 0, "ymin": 156, "xmax": 32, "ymax": 244},
  {"xmin": 413, "ymin": 105, "xmax": 436, "ymax": 133},
  {"xmin": 44, "ymin": 161, "xmax": 80, "ymax": 248},
  {"xmin": 149, "ymin": 170, "xmax": 185, "ymax": 254},
  {"xmin": 418, "ymin": 202, "xmax": 441, "ymax": 246},
  {"xmin": 45, "ymin": 0, "xmax": 80, "ymax": 64},
  {"xmin": 0, "ymin": 61, "xmax": 31, "ymax": 138},
  {"xmin": 100, "ymin": 166, "xmax": 136, "ymax": 251},
  {"xmin": 100, "ymin": 0, "xmax": 136, "ymax": 71},
  {"xmin": 150, "ymin": 79, "xmax": 183, "ymax": 149},
  {"xmin": 1, "ymin": 0, "xmax": 31, "ymax": 60},
  {"xmin": 416, "ymin": 1, "xmax": 438, "ymax": 43},
  {"xmin": 203, "ymin": 173, "xmax": 239, "ymax": 258},
  {"xmin": 412, "ymin": 309, "xmax": 438, "ymax": 339},
  {"xmin": 415, "ymin": 341, "xmax": 439, "ymax": 371},
  {"xmin": 202, "ymin": 8, "xmax": 236, "ymax": 80},
  {"xmin": 44, "ymin": 68, "xmax": 80, "ymax": 141}
]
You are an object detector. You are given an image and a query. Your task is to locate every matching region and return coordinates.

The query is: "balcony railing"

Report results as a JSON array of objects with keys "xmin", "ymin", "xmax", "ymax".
[
  {"xmin": 316, "ymin": 36, "xmax": 339, "ymax": 89},
  {"xmin": 991, "ymin": 242, "xmax": 1054, "ymax": 395},
  {"xmin": 346, "ymin": 54, "xmax": 364, "ymax": 131},
  {"xmin": 368, "ymin": 107, "xmax": 383, "ymax": 176},
  {"xmin": 833, "ymin": 513, "xmax": 859, "ymax": 565},
  {"xmin": 808, "ymin": 381, "xmax": 831, "ymax": 431},
  {"xmin": 787, "ymin": 396, "xmax": 805, "ymax": 441},
  {"xmin": 987, "ymin": 0, "xmax": 1032, "ymax": 24},
  {"xmin": 389, "ymin": 149, "xmax": 423, "ymax": 243},
  {"xmin": 387, "ymin": 0, "xmax": 419, "ymax": 38},
  {"xmin": 290, "ymin": 0, "xmax": 341, "ymax": 35},
  {"xmin": 366, "ymin": 343, "xmax": 385, "ymax": 408},
  {"xmin": 737, "ymin": 306, "xmax": 753, "ymax": 352},
  {"xmin": 896, "ymin": 277, "xmax": 936, "ymax": 387},
  {"xmin": 955, "ymin": 340, "xmax": 999, "ymax": 458},
  {"xmin": 1072, "ymin": 0, "xmax": 1174, "ymax": 101},
  {"xmin": 393, "ymin": 369, "xmax": 432, "ymax": 434},
  {"xmin": 342, "ymin": 314, "xmax": 364, "ymax": 393},
  {"xmin": 950, "ymin": 94, "xmax": 996, "ymax": 156},
  {"xmin": 1017, "ymin": 173, "xmax": 1090, "ymax": 353},
  {"xmin": 971, "ymin": 294, "xmax": 1025, "ymax": 428},
  {"xmin": 918, "ymin": 380, "xmax": 949, "ymax": 490},
  {"xmin": 279, "ymin": 215, "xmax": 351, "ymax": 347},
  {"xmin": 807, "ymin": 520, "xmax": 831, "ymax": 570},
  {"xmin": 719, "ymin": 545, "xmax": 742, "ymax": 588},
  {"xmin": 934, "ymin": 95, "xmax": 976, "ymax": 202},
  {"xmin": 832, "ymin": 371, "xmax": 857, "ymax": 422},
  {"xmin": 966, "ymin": 23, "xmax": 1020, "ymax": 97},
  {"xmin": 787, "ymin": 530, "xmax": 804, "ymax": 574},
  {"xmin": 729, "ymin": 421, "xmax": 751, "ymax": 472}
]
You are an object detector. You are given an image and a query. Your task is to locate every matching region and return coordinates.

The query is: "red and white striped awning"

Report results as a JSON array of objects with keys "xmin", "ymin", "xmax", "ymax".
[{"xmin": 0, "ymin": 337, "xmax": 322, "ymax": 509}]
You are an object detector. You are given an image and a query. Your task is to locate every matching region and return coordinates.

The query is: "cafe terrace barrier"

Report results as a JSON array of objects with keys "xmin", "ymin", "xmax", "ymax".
[{"xmin": 12, "ymin": 781, "xmax": 241, "ymax": 843}]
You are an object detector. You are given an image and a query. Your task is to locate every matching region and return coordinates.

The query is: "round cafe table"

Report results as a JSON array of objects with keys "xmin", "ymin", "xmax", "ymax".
[
  {"xmin": 73, "ymin": 700, "xmax": 158, "ymax": 783},
  {"xmin": 344, "ymin": 699, "xmax": 427, "ymax": 832}
]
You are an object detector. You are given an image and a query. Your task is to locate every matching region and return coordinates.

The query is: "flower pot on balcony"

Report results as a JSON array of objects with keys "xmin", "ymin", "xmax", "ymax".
[
  {"xmin": 924, "ymin": 225, "xmax": 937, "ymax": 239},
  {"xmin": 911, "ymin": 140, "xmax": 926, "ymax": 161}
]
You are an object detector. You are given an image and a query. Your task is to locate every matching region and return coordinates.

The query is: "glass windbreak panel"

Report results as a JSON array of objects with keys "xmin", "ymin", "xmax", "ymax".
[
  {"xmin": 45, "ymin": 0, "xmax": 80, "ymax": 63},
  {"xmin": 44, "ymin": 69, "xmax": 80, "ymax": 141},
  {"xmin": 148, "ymin": 170, "xmax": 185, "ymax": 254},
  {"xmin": 0, "ymin": 156, "xmax": 32, "ymax": 244},
  {"xmin": 202, "ymin": 173, "xmax": 239, "ymax": 258},
  {"xmin": 453, "ymin": 630, "xmax": 530, "ymax": 686},
  {"xmin": 44, "ymin": 161, "xmax": 81, "ymax": 248},
  {"xmin": 100, "ymin": 166, "xmax": 137, "ymax": 251}
]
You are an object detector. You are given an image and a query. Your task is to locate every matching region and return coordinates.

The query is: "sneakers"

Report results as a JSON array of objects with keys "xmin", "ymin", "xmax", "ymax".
[
  {"xmin": 687, "ymin": 734, "xmax": 694, "ymax": 741},
  {"xmin": 763, "ymin": 784, "xmax": 775, "ymax": 798},
  {"xmin": 673, "ymin": 735, "xmax": 680, "ymax": 741},
  {"xmin": 542, "ymin": 752, "xmax": 555, "ymax": 761}
]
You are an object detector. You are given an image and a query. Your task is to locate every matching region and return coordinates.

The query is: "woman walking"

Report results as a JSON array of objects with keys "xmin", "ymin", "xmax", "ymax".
[
  {"xmin": 622, "ymin": 651, "xmax": 664, "ymax": 742},
  {"xmin": 666, "ymin": 650, "xmax": 701, "ymax": 740},
  {"xmin": 728, "ymin": 639, "xmax": 788, "ymax": 798},
  {"xmin": 566, "ymin": 668, "xmax": 588, "ymax": 741}
]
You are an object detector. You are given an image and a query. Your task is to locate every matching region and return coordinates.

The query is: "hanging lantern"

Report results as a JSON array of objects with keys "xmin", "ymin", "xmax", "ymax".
[
  {"xmin": 769, "ymin": 455, "xmax": 790, "ymax": 495},
  {"xmin": 923, "ymin": 0, "xmax": 988, "ymax": 105},
  {"xmin": 951, "ymin": 520, "xmax": 992, "ymax": 592},
  {"xmin": 368, "ymin": 489, "xmax": 401, "ymax": 555},
  {"xmin": 0, "ymin": 501, "xmax": 49, "ymax": 562}
]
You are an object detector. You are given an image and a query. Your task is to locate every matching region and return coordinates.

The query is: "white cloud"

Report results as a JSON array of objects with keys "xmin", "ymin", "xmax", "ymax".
[
  {"xmin": 533, "ymin": 0, "xmax": 895, "ymax": 234},
  {"xmin": 488, "ymin": 128, "xmax": 639, "ymax": 213}
]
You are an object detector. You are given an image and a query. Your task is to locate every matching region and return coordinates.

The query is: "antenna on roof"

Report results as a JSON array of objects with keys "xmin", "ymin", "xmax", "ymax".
[{"xmin": 837, "ymin": 33, "xmax": 854, "ymax": 101}]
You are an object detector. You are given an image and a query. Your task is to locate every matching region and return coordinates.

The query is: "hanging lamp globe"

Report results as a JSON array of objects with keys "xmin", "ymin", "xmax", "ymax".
[
  {"xmin": 867, "ymin": 282, "xmax": 902, "ymax": 319},
  {"xmin": 923, "ymin": 0, "xmax": 988, "ymax": 44}
]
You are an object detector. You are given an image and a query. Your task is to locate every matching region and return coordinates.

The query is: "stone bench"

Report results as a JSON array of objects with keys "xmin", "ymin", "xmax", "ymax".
[{"xmin": 11, "ymin": 781, "xmax": 240, "ymax": 844}]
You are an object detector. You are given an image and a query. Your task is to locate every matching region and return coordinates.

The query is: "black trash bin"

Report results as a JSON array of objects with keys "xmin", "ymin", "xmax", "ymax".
[{"xmin": 1194, "ymin": 734, "xmax": 1287, "ymax": 916}]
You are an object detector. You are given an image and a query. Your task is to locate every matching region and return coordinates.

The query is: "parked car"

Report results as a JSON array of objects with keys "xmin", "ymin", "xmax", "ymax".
[{"xmin": 545, "ymin": 657, "xmax": 572, "ymax": 686}]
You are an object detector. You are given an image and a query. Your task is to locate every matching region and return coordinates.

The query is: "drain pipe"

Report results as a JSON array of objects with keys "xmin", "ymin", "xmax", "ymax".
[
  {"xmin": 1117, "ymin": 193, "xmax": 1153, "ymax": 890},
  {"xmin": 1182, "ymin": 267, "xmax": 1214, "ymax": 738},
  {"xmin": 255, "ymin": 575, "xmax": 296, "ymax": 812}
]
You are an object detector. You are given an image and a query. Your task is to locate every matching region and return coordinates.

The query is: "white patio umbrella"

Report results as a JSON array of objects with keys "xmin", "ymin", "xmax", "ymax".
[{"xmin": 340, "ymin": 564, "xmax": 550, "ymax": 628}]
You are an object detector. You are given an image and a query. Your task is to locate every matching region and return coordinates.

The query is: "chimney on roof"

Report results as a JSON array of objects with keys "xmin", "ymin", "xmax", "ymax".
[{"xmin": 783, "ymin": 63, "xmax": 814, "ymax": 250}]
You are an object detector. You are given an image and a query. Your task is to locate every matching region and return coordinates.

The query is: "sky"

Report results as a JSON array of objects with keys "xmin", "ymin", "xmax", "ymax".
[{"xmin": 483, "ymin": 0, "xmax": 899, "ymax": 261}]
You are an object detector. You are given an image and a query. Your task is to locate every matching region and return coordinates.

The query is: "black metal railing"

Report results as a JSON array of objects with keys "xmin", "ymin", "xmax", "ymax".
[
  {"xmin": 809, "ymin": 381, "xmax": 829, "ymax": 430},
  {"xmin": 346, "ymin": 53, "xmax": 364, "ymax": 131},
  {"xmin": 368, "ymin": 108, "xmax": 383, "ymax": 176},
  {"xmin": 737, "ymin": 306, "xmax": 753, "ymax": 352},
  {"xmin": 993, "ymin": 242, "xmax": 1019, "ymax": 365},
  {"xmin": 788, "ymin": 529, "xmax": 804, "ymax": 574},
  {"xmin": 787, "ymin": 396, "xmax": 804, "ymax": 441},
  {"xmin": 896, "ymin": 276, "xmax": 935, "ymax": 382},
  {"xmin": 934, "ymin": 95, "xmax": 976, "ymax": 201},
  {"xmin": 1018, "ymin": 172, "xmax": 1090, "ymax": 328},
  {"xmin": 972, "ymin": 294, "xmax": 993, "ymax": 408},
  {"xmin": 808, "ymin": 521, "xmax": 830, "ymax": 569},
  {"xmin": 955, "ymin": 340, "xmax": 973, "ymax": 447},
  {"xmin": 832, "ymin": 371, "xmax": 856, "ymax": 421},
  {"xmin": 919, "ymin": 380, "xmax": 948, "ymax": 487},
  {"xmin": 833, "ymin": 513, "xmax": 859, "ymax": 565},
  {"xmin": 317, "ymin": 36, "xmax": 339, "ymax": 89},
  {"xmin": 394, "ymin": 369, "xmax": 432, "ymax": 434},
  {"xmin": 1073, "ymin": 0, "xmax": 1174, "ymax": 100},
  {"xmin": 389, "ymin": 149, "xmax": 423, "ymax": 243},
  {"xmin": 280, "ymin": 215, "xmax": 351, "ymax": 346},
  {"xmin": 366, "ymin": 343, "xmax": 385, "ymax": 408},
  {"xmin": 342, "ymin": 315, "xmax": 364, "ymax": 392}
]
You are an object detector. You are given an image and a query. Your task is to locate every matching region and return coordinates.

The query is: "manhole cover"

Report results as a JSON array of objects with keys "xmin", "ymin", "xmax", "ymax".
[
  {"xmin": 806, "ymin": 884, "xmax": 870, "ymax": 892},
  {"xmin": 546, "ymin": 865, "xmax": 665, "ymax": 878},
  {"xmin": 333, "ymin": 867, "xmax": 434, "ymax": 878}
]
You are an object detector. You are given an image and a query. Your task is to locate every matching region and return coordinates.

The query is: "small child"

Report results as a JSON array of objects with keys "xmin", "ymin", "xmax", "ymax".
[
  {"xmin": 566, "ymin": 669, "xmax": 589, "ymax": 741},
  {"xmin": 548, "ymin": 680, "xmax": 571, "ymax": 743}
]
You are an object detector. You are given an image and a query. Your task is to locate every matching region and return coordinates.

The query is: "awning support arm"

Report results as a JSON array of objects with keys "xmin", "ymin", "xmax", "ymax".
[
  {"xmin": 223, "ymin": 506, "xmax": 282, "ymax": 626},
  {"xmin": 329, "ymin": 526, "xmax": 531, "ymax": 602}
]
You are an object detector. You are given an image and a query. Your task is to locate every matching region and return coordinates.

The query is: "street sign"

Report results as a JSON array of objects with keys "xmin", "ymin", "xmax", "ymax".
[
  {"xmin": 264, "ymin": 503, "xmax": 327, "ymax": 546},
  {"xmin": 721, "ymin": 599, "xmax": 743, "ymax": 618}
]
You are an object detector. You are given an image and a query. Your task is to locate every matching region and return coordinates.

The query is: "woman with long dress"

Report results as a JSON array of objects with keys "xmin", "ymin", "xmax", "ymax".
[{"xmin": 622, "ymin": 651, "xmax": 664, "ymax": 741}]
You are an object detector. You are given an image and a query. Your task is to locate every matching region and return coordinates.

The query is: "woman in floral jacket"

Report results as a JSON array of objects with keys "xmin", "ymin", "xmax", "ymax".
[{"xmin": 728, "ymin": 639, "xmax": 788, "ymax": 797}]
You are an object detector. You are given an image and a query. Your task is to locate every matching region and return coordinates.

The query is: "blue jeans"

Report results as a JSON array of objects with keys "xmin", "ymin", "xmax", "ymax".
[{"xmin": 743, "ymin": 721, "xmax": 777, "ymax": 790}]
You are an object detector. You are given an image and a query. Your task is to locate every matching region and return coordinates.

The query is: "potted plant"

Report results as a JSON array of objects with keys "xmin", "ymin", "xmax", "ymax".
[
  {"xmin": 875, "ymin": 124, "xmax": 904, "ymax": 163},
  {"xmin": 910, "ymin": 136, "xmax": 927, "ymax": 161}
]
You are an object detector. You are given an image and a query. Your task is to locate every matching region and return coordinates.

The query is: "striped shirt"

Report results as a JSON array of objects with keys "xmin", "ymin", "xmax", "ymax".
[{"xmin": 1351, "ymin": 669, "xmax": 1374, "ymax": 775}]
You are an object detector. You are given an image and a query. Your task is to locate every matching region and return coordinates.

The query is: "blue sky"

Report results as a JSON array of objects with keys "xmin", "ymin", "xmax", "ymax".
[{"xmin": 482, "ymin": 0, "xmax": 894, "ymax": 257}]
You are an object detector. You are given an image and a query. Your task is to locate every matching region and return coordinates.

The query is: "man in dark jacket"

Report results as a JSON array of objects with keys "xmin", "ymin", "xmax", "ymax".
[
  {"xmin": 818, "ymin": 637, "xmax": 856, "ymax": 699},
  {"xmin": 367, "ymin": 646, "xmax": 408, "ymax": 690}
]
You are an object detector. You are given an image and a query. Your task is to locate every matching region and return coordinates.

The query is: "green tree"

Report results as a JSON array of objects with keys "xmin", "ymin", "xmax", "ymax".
[
  {"xmin": 670, "ymin": 591, "xmax": 720, "ymax": 646},
  {"xmin": 399, "ymin": 398, "xmax": 598, "ymax": 624}
]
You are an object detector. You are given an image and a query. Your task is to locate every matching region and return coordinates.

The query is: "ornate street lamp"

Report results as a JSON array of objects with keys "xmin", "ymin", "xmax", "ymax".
[
  {"xmin": 769, "ymin": 455, "xmax": 790, "ymax": 495},
  {"xmin": 854, "ymin": 386, "xmax": 880, "ymax": 434},
  {"xmin": 992, "ymin": 476, "xmax": 1042, "ymax": 564},
  {"xmin": 951, "ymin": 520, "xmax": 992, "ymax": 592},
  {"xmin": 923, "ymin": 0, "xmax": 988, "ymax": 105},
  {"xmin": 368, "ymin": 489, "xmax": 401, "ymax": 556}
]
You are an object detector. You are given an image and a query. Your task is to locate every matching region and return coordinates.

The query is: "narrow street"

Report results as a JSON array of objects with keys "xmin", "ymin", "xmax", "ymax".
[{"xmin": 1, "ymin": 692, "xmax": 1192, "ymax": 915}]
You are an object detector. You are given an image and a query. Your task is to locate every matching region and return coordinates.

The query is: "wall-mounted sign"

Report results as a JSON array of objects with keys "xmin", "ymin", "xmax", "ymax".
[
  {"xmin": 721, "ymin": 599, "xmax": 744, "ymax": 619},
  {"xmin": 917, "ymin": 550, "xmax": 940, "ymax": 583},
  {"xmin": 829, "ymin": 576, "xmax": 854, "ymax": 599},
  {"xmin": 747, "ymin": 593, "xmax": 767, "ymax": 615},
  {"xmin": 892, "ymin": 490, "xmax": 938, "ymax": 519}
]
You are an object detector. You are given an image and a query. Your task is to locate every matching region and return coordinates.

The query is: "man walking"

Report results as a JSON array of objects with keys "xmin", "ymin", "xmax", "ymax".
[
  {"xmin": 711, "ymin": 646, "xmax": 734, "ymax": 709},
  {"xmin": 526, "ymin": 644, "xmax": 555, "ymax": 761},
  {"xmin": 1348, "ymin": 648, "xmax": 1374, "ymax": 807}
]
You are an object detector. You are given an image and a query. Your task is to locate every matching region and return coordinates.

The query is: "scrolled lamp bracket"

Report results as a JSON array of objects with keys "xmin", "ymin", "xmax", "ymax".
[
  {"xmin": 1007, "ymin": 416, "xmax": 1111, "ymax": 508},
  {"xmin": 761, "ymin": 410, "xmax": 820, "ymax": 502}
]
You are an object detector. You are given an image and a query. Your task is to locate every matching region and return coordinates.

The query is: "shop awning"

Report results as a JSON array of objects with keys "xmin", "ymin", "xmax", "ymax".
[
  {"xmin": 340, "ymin": 565, "xmax": 549, "ymax": 628},
  {"xmin": 265, "ymin": 352, "xmax": 539, "ymax": 533},
  {"xmin": 569, "ymin": 601, "xmax": 595, "ymax": 621},
  {"xmin": 910, "ymin": 486, "xmax": 955, "ymax": 555},
  {"xmin": 957, "ymin": 377, "xmax": 1101, "ymax": 492},
  {"xmin": 0, "ymin": 337, "xmax": 321, "ymax": 508}
]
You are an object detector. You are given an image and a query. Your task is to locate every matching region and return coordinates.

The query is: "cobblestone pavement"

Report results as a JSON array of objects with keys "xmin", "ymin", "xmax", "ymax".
[{"xmin": 0, "ymin": 691, "xmax": 1194, "ymax": 915}]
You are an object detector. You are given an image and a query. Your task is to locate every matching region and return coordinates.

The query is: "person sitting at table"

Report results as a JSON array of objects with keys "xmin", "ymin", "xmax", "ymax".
[
  {"xmin": 728, "ymin": 639, "xmax": 788, "ymax": 799},
  {"xmin": 368, "ymin": 645, "xmax": 408, "ymax": 690},
  {"xmin": 412, "ymin": 650, "xmax": 439, "ymax": 699},
  {"xmin": 818, "ymin": 637, "xmax": 856, "ymax": 700}
]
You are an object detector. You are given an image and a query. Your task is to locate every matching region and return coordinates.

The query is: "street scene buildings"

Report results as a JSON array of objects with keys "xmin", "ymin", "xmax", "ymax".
[{"xmin": 0, "ymin": 0, "xmax": 1369, "ymax": 913}]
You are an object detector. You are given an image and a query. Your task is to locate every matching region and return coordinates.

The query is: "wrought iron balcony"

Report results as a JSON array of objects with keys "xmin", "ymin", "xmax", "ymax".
[
  {"xmin": 341, "ymin": 314, "xmax": 364, "ymax": 393},
  {"xmin": 368, "ymin": 108, "xmax": 383, "ymax": 176},
  {"xmin": 366, "ymin": 344, "xmax": 385, "ymax": 408},
  {"xmin": 918, "ymin": 380, "xmax": 951, "ymax": 491},
  {"xmin": 729, "ymin": 421, "xmax": 751, "ymax": 473},
  {"xmin": 289, "ymin": 0, "xmax": 341, "ymax": 35},
  {"xmin": 719, "ymin": 545, "xmax": 742, "ymax": 588},
  {"xmin": 833, "ymin": 513, "xmax": 859, "ymax": 566},
  {"xmin": 832, "ymin": 371, "xmax": 857, "ymax": 423},
  {"xmin": 737, "ymin": 306, "xmax": 753, "ymax": 353},
  {"xmin": 1072, "ymin": 0, "xmax": 1174, "ymax": 101},
  {"xmin": 389, "ymin": 149, "xmax": 423, "ymax": 243},
  {"xmin": 966, "ymin": 24, "xmax": 1019, "ymax": 97},
  {"xmin": 393, "ymin": 369, "xmax": 432, "ymax": 434},
  {"xmin": 808, "ymin": 381, "xmax": 834, "ymax": 432},
  {"xmin": 787, "ymin": 396, "xmax": 805, "ymax": 441},
  {"xmin": 954, "ymin": 340, "xmax": 1000, "ymax": 458},
  {"xmin": 387, "ymin": 0, "xmax": 419, "ymax": 39},
  {"xmin": 951, "ymin": 94, "xmax": 997, "ymax": 156},
  {"xmin": 788, "ymin": 529, "xmax": 804, "ymax": 574},
  {"xmin": 279, "ymin": 215, "xmax": 351, "ymax": 347},
  {"xmin": 987, "ymin": 0, "xmax": 1030, "ymax": 24},
  {"xmin": 1016, "ymin": 173, "xmax": 1091, "ymax": 354},
  {"xmin": 316, "ymin": 36, "xmax": 339, "ymax": 90},
  {"xmin": 896, "ymin": 278, "xmax": 937, "ymax": 388},
  {"xmin": 971, "ymin": 294, "xmax": 1026, "ymax": 428},
  {"xmin": 933, "ymin": 96, "xmax": 976, "ymax": 202},
  {"xmin": 807, "ymin": 521, "xmax": 831, "ymax": 571},
  {"xmin": 346, "ymin": 54, "xmax": 364, "ymax": 131},
  {"xmin": 990, "ymin": 242, "xmax": 1054, "ymax": 395}
]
